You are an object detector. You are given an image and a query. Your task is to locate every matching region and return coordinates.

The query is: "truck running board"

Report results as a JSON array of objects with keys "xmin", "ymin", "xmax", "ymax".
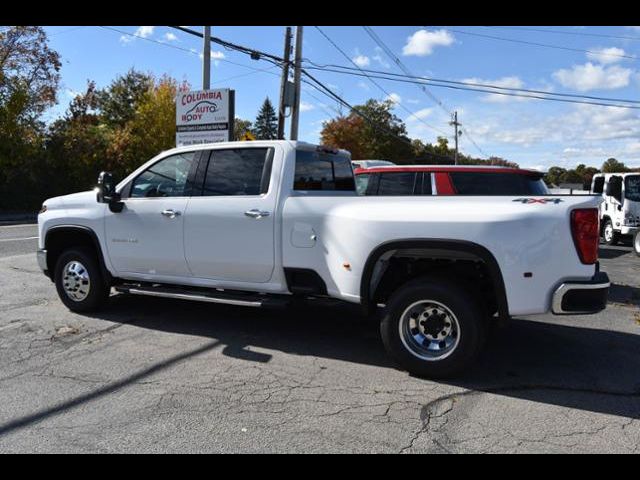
[{"xmin": 114, "ymin": 284, "xmax": 289, "ymax": 308}]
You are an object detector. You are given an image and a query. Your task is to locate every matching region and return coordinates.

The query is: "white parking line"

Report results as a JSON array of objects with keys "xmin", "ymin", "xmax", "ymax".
[{"xmin": 0, "ymin": 236, "xmax": 38, "ymax": 242}]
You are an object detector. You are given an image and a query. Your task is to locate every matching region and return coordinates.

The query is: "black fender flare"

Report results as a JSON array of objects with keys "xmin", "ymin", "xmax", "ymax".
[
  {"xmin": 44, "ymin": 225, "xmax": 112, "ymax": 283},
  {"xmin": 360, "ymin": 239, "xmax": 509, "ymax": 320}
]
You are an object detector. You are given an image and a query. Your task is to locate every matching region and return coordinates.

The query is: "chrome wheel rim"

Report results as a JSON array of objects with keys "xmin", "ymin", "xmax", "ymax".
[
  {"xmin": 399, "ymin": 300, "xmax": 460, "ymax": 361},
  {"xmin": 604, "ymin": 223, "xmax": 613, "ymax": 242},
  {"xmin": 62, "ymin": 261, "xmax": 91, "ymax": 302},
  {"xmin": 635, "ymin": 234, "xmax": 640, "ymax": 254}
]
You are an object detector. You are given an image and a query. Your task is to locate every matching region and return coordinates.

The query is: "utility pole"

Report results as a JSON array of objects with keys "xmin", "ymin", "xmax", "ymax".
[
  {"xmin": 449, "ymin": 111, "xmax": 461, "ymax": 165},
  {"xmin": 202, "ymin": 26, "xmax": 211, "ymax": 89},
  {"xmin": 290, "ymin": 26, "xmax": 304, "ymax": 141},
  {"xmin": 277, "ymin": 27, "xmax": 292, "ymax": 140}
]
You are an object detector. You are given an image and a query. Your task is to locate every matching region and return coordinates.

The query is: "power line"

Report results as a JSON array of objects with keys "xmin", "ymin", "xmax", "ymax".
[
  {"xmin": 99, "ymin": 26, "xmax": 282, "ymax": 80},
  {"xmin": 301, "ymin": 64, "xmax": 640, "ymax": 109},
  {"xmin": 481, "ymin": 26, "xmax": 640, "ymax": 42},
  {"xmin": 363, "ymin": 26, "xmax": 488, "ymax": 157},
  {"xmin": 313, "ymin": 25, "xmax": 450, "ymax": 137},
  {"xmin": 303, "ymin": 60, "xmax": 640, "ymax": 105},
  {"xmin": 447, "ymin": 28, "xmax": 639, "ymax": 61}
]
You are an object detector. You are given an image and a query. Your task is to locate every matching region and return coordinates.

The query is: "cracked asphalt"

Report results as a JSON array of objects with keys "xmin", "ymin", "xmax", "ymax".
[{"xmin": 0, "ymin": 224, "xmax": 639, "ymax": 453}]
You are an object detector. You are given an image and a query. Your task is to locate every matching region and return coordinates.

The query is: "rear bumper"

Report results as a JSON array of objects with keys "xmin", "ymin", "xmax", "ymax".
[{"xmin": 552, "ymin": 272, "xmax": 610, "ymax": 315}]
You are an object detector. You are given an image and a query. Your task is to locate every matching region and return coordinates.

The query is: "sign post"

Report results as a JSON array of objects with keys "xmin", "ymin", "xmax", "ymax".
[{"xmin": 176, "ymin": 88, "xmax": 235, "ymax": 146}]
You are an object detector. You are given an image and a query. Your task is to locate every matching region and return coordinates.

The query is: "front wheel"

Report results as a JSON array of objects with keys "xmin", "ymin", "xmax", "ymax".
[
  {"xmin": 54, "ymin": 247, "xmax": 110, "ymax": 312},
  {"xmin": 380, "ymin": 277, "xmax": 486, "ymax": 378},
  {"xmin": 634, "ymin": 231, "xmax": 640, "ymax": 257},
  {"xmin": 602, "ymin": 219, "xmax": 619, "ymax": 246}
]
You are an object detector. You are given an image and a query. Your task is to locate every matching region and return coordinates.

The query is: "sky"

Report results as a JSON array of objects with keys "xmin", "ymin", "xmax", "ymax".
[{"xmin": 42, "ymin": 25, "xmax": 640, "ymax": 170}]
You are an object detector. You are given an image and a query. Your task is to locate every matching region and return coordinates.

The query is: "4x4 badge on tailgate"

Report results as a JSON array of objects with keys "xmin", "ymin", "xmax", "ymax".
[{"xmin": 513, "ymin": 198, "xmax": 563, "ymax": 204}]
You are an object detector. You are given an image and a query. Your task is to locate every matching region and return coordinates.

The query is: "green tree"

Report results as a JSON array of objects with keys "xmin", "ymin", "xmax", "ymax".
[
  {"xmin": 602, "ymin": 157, "xmax": 628, "ymax": 173},
  {"xmin": 0, "ymin": 26, "xmax": 61, "ymax": 211},
  {"xmin": 96, "ymin": 69, "xmax": 153, "ymax": 127},
  {"xmin": 254, "ymin": 97, "xmax": 278, "ymax": 140}
]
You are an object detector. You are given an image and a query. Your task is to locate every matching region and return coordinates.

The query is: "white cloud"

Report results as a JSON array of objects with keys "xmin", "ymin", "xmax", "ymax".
[
  {"xmin": 164, "ymin": 32, "xmax": 178, "ymax": 42},
  {"xmin": 135, "ymin": 26, "xmax": 155, "ymax": 38},
  {"xmin": 385, "ymin": 92, "xmax": 401, "ymax": 105},
  {"xmin": 406, "ymin": 98, "xmax": 420, "ymax": 105},
  {"xmin": 119, "ymin": 35, "xmax": 133, "ymax": 44},
  {"xmin": 405, "ymin": 107, "xmax": 433, "ymax": 121},
  {"xmin": 372, "ymin": 47, "xmax": 390, "ymax": 68},
  {"xmin": 357, "ymin": 81, "xmax": 371, "ymax": 91},
  {"xmin": 552, "ymin": 62, "xmax": 632, "ymax": 91},
  {"xmin": 352, "ymin": 54, "xmax": 370, "ymax": 67},
  {"xmin": 300, "ymin": 101, "xmax": 315, "ymax": 112},
  {"xmin": 198, "ymin": 50, "xmax": 226, "ymax": 66},
  {"xmin": 586, "ymin": 46, "xmax": 627, "ymax": 65},
  {"xmin": 402, "ymin": 29, "xmax": 454, "ymax": 56},
  {"xmin": 462, "ymin": 76, "xmax": 528, "ymax": 103}
]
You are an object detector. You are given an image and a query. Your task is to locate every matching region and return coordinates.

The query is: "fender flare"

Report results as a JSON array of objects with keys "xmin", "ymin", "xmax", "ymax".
[
  {"xmin": 360, "ymin": 238, "xmax": 509, "ymax": 320},
  {"xmin": 44, "ymin": 225, "xmax": 112, "ymax": 282}
]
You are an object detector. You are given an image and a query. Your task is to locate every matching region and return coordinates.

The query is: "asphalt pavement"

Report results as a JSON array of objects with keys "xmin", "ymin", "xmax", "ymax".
[{"xmin": 0, "ymin": 223, "xmax": 638, "ymax": 453}]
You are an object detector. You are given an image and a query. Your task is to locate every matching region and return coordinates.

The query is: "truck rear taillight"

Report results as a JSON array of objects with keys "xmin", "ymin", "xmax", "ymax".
[{"xmin": 570, "ymin": 208, "xmax": 599, "ymax": 264}]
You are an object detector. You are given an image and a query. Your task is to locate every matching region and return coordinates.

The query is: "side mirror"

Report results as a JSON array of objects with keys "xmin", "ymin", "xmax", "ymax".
[{"xmin": 96, "ymin": 171, "xmax": 124, "ymax": 213}]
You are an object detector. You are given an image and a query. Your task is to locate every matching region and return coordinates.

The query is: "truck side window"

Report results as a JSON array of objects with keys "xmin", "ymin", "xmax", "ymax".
[
  {"xmin": 130, "ymin": 152, "xmax": 196, "ymax": 198},
  {"xmin": 202, "ymin": 148, "xmax": 271, "ymax": 196},
  {"xmin": 294, "ymin": 151, "xmax": 355, "ymax": 191},
  {"xmin": 592, "ymin": 177, "xmax": 605, "ymax": 194},
  {"xmin": 377, "ymin": 172, "xmax": 417, "ymax": 195}
]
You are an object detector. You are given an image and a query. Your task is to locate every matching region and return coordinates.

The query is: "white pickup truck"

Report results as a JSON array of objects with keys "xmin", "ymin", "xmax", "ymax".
[{"xmin": 37, "ymin": 141, "xmax": 609, "ymax": 377}]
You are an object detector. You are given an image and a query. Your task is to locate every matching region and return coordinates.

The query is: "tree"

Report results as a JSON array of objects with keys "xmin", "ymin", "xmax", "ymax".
[
  {"xmin": 254, "ymin": 97, "xmax": 277, "ymax": 140},
  {"xmin": 602, "ymin": 157, "xmax": 628, "ymax": 173},
  {"xmin": 234, "ymin": 118, "xmax": 254, "ymax": 140},
  {"xmin": 96, "ymin": 69, "xmax": 153, "ymax": 127},
  {"xmin": 320, "ymin": 99, "xmax": 413, "ymax": 162},
  {"xmin": 0, "ymin": 26, "xmax": 61, "ymax": 211}
]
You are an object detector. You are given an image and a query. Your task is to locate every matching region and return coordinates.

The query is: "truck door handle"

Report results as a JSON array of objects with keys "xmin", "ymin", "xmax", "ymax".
[
  {"xmin": 161, "ymin": 209, "xmax": 181, "ymax": 218},
  {"xmin": 244, "ymin": 209, "xmax": 270, "ymax": 219}
]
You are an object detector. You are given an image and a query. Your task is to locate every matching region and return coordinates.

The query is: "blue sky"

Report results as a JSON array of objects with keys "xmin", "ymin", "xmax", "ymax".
[{"xmin": 43, "ymin": 26, "xmax": 640, "ymax": 170}]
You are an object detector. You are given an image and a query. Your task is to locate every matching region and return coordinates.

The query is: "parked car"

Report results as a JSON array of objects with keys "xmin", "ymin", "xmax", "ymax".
[
  {"xmin": 589, "ymin": 173, "xmax": 640, "ymax": 247},
  {"xmin": 37, "ymin": 141, "xmax": 608, "ymax": 378},
  {"xmin": 351, "ymin": 159, "xmax": 395, "ymax": 169},
  {"xmin": 354, "ymin": 164, "xmax": 549, "ymax": 196}
]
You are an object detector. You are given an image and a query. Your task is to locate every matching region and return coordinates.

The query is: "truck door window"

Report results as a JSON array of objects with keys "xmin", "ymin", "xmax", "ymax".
[
  {"xmin": 130, "ymin": 152, "xmax": 196, "ymax": 198},
  {"xmin": 377, "ymin": 172, "xmax": 417, "ymax": 195},
  {"xmin": 625, "ymin": 175, "xmax": 640, "ymax": 201},
  {"xmin": 294, "ymin": 150, "xmax": 355, "ymax": 191},
  {"xmin": 449, "ymin": 172, "xmax": 549, "ymax": 195},
  {"xmin": 202, "ymin": 148, "xmax": 271, "ymax": 196}
]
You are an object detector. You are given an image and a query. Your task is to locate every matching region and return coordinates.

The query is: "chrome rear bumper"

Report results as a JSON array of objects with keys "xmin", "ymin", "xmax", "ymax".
[{"xmin": 552, "ymin": 272, "xmax": 610, "ymax": 315}]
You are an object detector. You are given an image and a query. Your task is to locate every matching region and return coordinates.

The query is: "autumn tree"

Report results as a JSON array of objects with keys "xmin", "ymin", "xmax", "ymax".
[
  {"xmin": 254, "ymin": 97, "xmax": 277, "ymax": 140},
  {"xmin": 234, "ymin": 118, "xmax": 254, "ymax": 140},
  {"xmin": 320, "ymin": 99, "xmax": 413, "ymax": 162}
]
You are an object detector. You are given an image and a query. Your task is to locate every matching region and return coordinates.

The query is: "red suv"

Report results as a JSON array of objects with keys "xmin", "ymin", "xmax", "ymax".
[{"xmin": 354, "ymin": 165, "xmax": 549, "ymax": 196}]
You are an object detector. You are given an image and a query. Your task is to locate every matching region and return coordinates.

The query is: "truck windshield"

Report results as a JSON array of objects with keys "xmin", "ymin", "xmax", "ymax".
[{"xmin": 625, "ymin": 175, "xmax": 640, "ymax": 201}]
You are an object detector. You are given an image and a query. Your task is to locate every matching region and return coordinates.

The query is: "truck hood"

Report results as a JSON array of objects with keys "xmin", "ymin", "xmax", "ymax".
[{"xmin": 44, "ymin": 190, "xmax": 97, "ymax": 210}]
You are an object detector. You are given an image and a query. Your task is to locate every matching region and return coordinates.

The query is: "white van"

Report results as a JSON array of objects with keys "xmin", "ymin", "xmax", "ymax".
[{"xmin": 590, "ymin": 173, "xmax": 640, "ymax": 250}]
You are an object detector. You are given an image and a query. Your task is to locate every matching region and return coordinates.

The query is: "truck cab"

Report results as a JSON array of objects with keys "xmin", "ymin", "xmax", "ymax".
[{"xmin": 590, "ymin": 173, "xmax": 640, "ymax": 246}]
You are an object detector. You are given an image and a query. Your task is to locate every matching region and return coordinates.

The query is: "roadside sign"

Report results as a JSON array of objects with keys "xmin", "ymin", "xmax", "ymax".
[{"xmin": 176, "ymin": 88, "xmax": 235, "ymax": 146}]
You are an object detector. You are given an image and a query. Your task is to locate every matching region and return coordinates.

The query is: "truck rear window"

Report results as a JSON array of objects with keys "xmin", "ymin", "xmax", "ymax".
[
  {"xmin": 449, "ymin": 172, "xmax": 549, "ymax": 195},
  {"xmin": 294, "ymin": 150, "xmax": 355, "ymax": 191}
]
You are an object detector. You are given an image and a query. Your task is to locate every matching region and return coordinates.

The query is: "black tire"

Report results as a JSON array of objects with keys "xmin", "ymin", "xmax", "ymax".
[
  {"xmin": 634, "ymin": 231, "xmax": 640, "ymax": 257},
  {"xmin": 54, "ymin": 247, "xmax": 110, "ymax": 312},
  {"xmin": 602, "ymin": 219, "xmax": 619, "ymax": 246},
  {"xmin": 380, "ymin": 276, "xmax": 485, "ymax": 379}
]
